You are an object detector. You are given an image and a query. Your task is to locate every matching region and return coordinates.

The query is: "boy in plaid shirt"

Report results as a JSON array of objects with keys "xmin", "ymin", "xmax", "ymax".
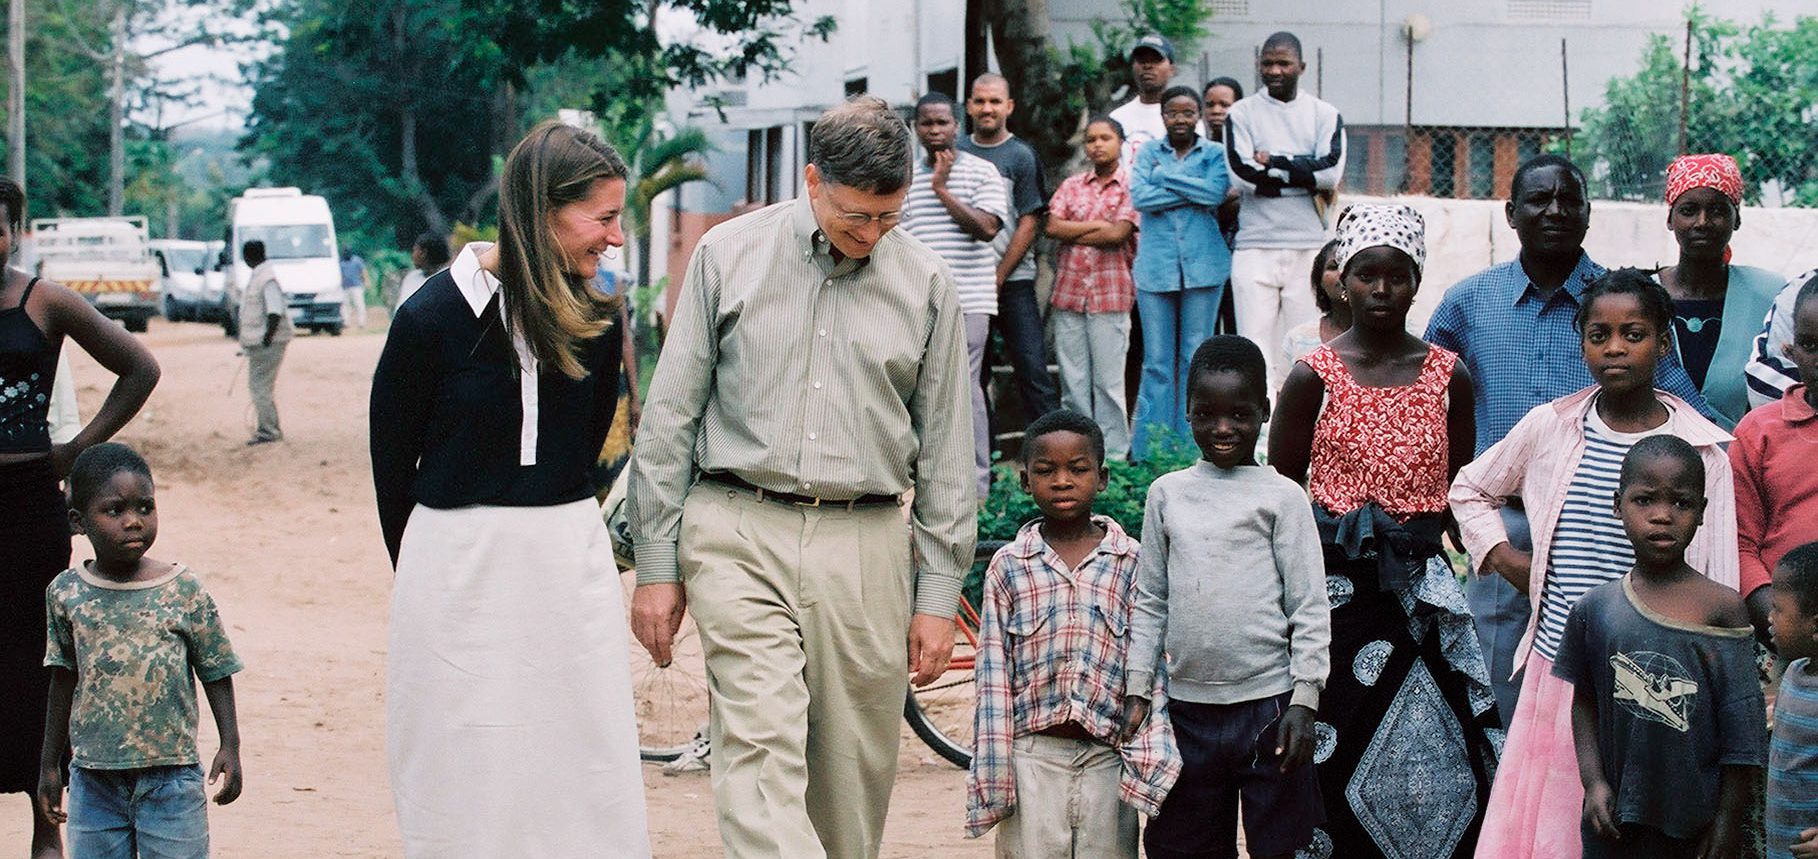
[{"xmin": 965, "ymin": 409, "xmax": 1179, "ymax": 857}]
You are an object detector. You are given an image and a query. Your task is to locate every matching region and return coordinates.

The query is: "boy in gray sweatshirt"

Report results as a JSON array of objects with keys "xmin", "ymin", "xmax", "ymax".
[{"xmin": 1124, "ymin": 335, "xmax": 1331, "ymax": 859}]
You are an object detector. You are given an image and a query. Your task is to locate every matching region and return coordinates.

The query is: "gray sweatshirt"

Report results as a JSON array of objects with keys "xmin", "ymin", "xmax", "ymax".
[
  {"xmin": 1224, "ymin": 91, "xmax": 1346, "ymax": 251},
  {"xmin": 1127, "ymin": 462, "xmax": 1331, "ymax": 709}
]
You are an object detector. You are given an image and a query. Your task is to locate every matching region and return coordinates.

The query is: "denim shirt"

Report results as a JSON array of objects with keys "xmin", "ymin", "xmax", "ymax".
[
  {"xmin": 1425, "ymin": 254, "xmax": 1716, "ymax": 454},
  {"xmin": 1130, "ymin": 137, "xmax": 1231, "ymax": 293}
]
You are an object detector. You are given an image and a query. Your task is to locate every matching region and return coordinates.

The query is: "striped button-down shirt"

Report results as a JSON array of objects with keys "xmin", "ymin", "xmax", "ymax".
[
  {"xmin": 1426, "ymin": 254, "xmax": 1714, "ymax": 454},
  {"xmin": 627, "ymin": 197, "xmax": 977, "ymax": 617},
  {"xmin": 966, "ymin": 517, "xmax": 1179, "ymax": 836}
]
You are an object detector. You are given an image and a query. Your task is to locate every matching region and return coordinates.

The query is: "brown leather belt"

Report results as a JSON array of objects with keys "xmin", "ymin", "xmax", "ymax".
[{"xmin": 704, "ymin": 473, "xmax": 900, "ymax": 510}]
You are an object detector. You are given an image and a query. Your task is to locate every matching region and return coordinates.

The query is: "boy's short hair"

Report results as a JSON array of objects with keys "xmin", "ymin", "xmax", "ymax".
[
  {"xmin": 1778, "ymin": 542, "xmax": 1818, "ymax": 616},
  {"xmin": 1617, "ymin": 435, "xmax": 1704, "ymax": 493},
  {"xmin": 1022, "ymin": 409, "xmax": 1106, "ymax": 465},
  {"xmin": 68, "ymin": 442, "xmax": 153, "ymax": 511},
  {"xmin": 1187, "ymin": 335, "xmax": 1268, "ymax": 403},
  {"xmin": 1795, "ymin": 270, "xmax": 1818, "ymax": 316},
  {"xmin": 915, "ymin": 91, "xmax": 956, "ymax": 115},
  {"xmin": 1159, "ymin": 85, "xmax": 1201, "ymax": 110},
  {"xmin": 242, "ymin": 239, "xmax": 267, "ymax": 266}
]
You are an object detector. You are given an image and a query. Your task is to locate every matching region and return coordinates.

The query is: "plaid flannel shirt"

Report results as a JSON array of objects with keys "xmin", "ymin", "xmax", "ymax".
[
  {"xmin": 964, "ymin": 517, "xmax": 1181, "ymax": 837},
  {"xmin": 1048, "ymin": 169, "xmax": 1139, "ymax": 315}
]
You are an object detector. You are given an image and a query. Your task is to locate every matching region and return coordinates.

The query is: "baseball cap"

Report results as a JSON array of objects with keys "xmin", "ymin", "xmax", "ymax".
[{"xmin": 1129, "ymin": 34, "xmax": 1175, "ymax": 63}]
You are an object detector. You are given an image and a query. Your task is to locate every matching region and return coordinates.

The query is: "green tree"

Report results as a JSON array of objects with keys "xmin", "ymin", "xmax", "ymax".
[
  {"xmin": 1575, "ymin": 9, "xmax": 1818, "ymax": 205},
  {"xmin": 981, "ymin": 0, "xmax": 1214, "ymax": 177}
]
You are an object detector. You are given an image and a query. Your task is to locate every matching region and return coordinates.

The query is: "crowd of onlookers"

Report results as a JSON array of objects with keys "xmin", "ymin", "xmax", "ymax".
[{"xmin": 928, "ymin": 28, "xmax": 1818, "ymax": 859}]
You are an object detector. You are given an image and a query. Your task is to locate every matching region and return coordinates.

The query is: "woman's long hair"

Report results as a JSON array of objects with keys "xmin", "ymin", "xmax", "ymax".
[{"xmin": 496, "ymin": 121, "xmax": 628, "ymax": 380}]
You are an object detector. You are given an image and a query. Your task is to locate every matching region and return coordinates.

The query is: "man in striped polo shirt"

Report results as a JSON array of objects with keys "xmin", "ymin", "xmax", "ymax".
[{"xmin": 902, "ymin": 91, "xmax": 1012, "ymax": 498}]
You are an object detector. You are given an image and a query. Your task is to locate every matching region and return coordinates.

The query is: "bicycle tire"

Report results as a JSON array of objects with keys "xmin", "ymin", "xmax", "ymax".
[
  {"xmin": 903, "ymin": 539, "xmax": 1006, "ymax": 769},
  {"xmin": 621, "ymin": 568, "xmax": 711, "ymax": 762}
]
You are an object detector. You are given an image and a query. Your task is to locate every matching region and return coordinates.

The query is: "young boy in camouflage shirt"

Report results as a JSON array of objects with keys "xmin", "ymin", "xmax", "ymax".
[{"xmin": 36, "ymin": 443, "xmax": 243, "ymax": 858}]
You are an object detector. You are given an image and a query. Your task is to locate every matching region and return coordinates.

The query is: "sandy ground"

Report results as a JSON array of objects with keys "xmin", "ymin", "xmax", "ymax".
[{"xmin": 0, "ymin": 317, "xmax": 991, "ymax": 858}]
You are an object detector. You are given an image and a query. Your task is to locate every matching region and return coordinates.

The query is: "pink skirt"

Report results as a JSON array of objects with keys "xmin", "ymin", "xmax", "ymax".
[{"xmin": 1475, "ymin": 655, "xmax": 1584, "ymax": 859}]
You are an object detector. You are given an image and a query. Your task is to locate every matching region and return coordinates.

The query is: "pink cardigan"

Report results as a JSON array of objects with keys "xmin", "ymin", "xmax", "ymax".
[{"xmin": 1447, "ymin": 386, "xmax": 1738, "ymax": 676}]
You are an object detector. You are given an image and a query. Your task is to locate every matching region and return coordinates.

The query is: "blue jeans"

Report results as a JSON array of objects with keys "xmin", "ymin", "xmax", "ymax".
[
  {"xmin": 69, "ymin": 764, "xmax": 210, "ymax": 859},
  {"xmin": 1132, "ymin": 286, "xmax": 1221, "ymax": 460},
  {"xmin": 994, "ymin": 279, "xmax": 1059, "ymax": 419}
]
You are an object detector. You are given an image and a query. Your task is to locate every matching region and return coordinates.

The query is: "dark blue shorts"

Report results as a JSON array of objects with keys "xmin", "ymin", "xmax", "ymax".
[{"xmin": 1144, "ymin": 691, "xmax": 1325, "ymax": 859}]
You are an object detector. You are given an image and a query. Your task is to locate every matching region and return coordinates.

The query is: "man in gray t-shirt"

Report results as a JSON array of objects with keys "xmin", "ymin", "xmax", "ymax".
[{"xmin": 959, "ymin": 73, "xmax": 1059, "ymax": 419}]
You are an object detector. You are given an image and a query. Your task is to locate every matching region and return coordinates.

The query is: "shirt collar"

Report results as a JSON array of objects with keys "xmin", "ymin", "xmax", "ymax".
[
  {"xmin": 449, "ymin": 241, "xmax": 501, "ymax": 318},
  {"xmin": 1508, "ymin": 252, "xmax": 1602, "ymax": 307},
  {"xmin": 1007, "ymin": 515, "xmax": 1138, "ymax": 560},
  {"xmin": 1781, "ymin": 385, "xmax": 1817, "ymax": 423}
]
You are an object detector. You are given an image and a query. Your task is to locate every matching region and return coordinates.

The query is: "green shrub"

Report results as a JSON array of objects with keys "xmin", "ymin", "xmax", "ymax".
[{"xmin": 967, "ymin": 429, "xmax": 1201, "ymax": 605}]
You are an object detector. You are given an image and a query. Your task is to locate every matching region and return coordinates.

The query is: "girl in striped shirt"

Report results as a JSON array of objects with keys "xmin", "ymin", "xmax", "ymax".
[{"xmin": 1450, "ymin": 269, "xmax": 1738, "ymax": 859}]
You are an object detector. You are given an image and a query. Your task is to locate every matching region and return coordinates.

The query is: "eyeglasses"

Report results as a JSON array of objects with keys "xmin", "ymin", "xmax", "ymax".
[{"xmin": 833, "ymin": 209, "xmax": 903, "ymax": 228}]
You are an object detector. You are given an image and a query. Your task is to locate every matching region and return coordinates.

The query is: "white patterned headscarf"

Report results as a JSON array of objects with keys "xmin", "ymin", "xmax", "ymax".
[{"xmin": 1333, "ymin": 204, "xmax": 1427, "ymax": 277}]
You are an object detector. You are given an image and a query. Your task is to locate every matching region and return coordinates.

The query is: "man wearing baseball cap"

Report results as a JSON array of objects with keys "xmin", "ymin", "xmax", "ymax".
[{"xmin": 1109, "ymin": 34, "xmax": 1182, "ymax": 164}]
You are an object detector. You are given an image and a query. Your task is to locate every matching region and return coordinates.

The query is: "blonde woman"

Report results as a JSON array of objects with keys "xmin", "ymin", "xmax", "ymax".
[{"xmin": 369, "ymin": 122, "xmax": 649, "ymax": 857}]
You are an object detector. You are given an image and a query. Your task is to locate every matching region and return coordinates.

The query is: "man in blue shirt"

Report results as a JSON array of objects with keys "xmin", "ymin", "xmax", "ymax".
[{"xmin": 1426, "ymin": 153, "xmax": 1713, "ymax": 721}]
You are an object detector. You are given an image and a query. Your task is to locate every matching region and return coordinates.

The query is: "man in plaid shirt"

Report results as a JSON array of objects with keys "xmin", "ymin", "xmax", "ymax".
[{"xmin": 965, "ymin": 410, "xmax": 1179, "ymax": 857}]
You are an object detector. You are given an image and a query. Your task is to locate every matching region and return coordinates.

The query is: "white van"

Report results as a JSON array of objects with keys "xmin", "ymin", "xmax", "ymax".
[
  {"xmin": 226, "ymin": 188, "xmax": 344, "ymax": 336},
  {"xmin": 150, "ymin": 239, "xmax": 226, "ymax": 323}
]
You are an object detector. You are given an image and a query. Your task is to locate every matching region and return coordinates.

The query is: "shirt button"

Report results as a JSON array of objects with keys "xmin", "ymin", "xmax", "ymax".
[
  {"xmin": 824, "ymin": 279, "xmax": 833, "ymax": 287},
  {"xmin": 813, "ymin": 382, "xmax": 823, "ymax": 389},
  {"xmin": 802, "ymin": 482, "xmax": 813, "ymax": 490},
  {"xmin": 818, "ymin": 329, "xmax": 827, "ymax": 337},
  {"xmin": 809, "ymin": 433, "xmax": 818, "ymax": 440}
]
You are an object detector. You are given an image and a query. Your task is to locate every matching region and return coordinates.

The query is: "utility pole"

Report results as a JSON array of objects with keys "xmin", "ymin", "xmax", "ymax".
[
  {"xmin": 108, "ymin": 3, "xmax": 126, "ymax": 215},
  {"xmin": 7, "ymin": 0, "xmax": 22, "ymax": 191}
]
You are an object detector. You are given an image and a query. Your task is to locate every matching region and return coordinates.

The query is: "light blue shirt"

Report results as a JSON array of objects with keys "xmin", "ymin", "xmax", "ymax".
[{"xmin": 1130, "ymin": 137, "xmax": 1230, "ymax": 293}]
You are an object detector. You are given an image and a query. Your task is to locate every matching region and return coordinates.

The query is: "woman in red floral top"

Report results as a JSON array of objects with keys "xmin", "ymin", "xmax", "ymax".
[
  {"xmin": 1046, "ymin": 115, "xmax": 1139, "ymax": 459},
  {"xmin": 1268, "ymin": 204, "xmax": 1501, "ymax": 859}
]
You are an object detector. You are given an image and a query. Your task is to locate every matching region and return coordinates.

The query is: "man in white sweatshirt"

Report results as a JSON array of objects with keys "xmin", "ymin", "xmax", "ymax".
[{"xmin": 1224, "ymin": 31, "xmax": 1346, "ymax": 389}]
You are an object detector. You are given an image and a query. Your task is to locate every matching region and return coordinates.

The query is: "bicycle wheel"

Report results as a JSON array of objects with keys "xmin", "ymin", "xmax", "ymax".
[
  {"xmin": 904, "ymin": 540, "xmax": 1003, "ymax": 769},
  {"xmin": 621, "ymin": 569, "xmax": 711, "ymax": 762}
]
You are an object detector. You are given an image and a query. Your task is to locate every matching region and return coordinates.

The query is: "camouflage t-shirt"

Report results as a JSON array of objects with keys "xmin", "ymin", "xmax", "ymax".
[{"xmin": 44, "ymin": 563, "xmax": 244, "ymax": 770}]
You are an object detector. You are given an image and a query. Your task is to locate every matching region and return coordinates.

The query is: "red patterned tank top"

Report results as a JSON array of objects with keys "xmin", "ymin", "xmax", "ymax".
[{"xmin": 1304, "ymin": 343, "xmax": 1458, "ymax": 519}]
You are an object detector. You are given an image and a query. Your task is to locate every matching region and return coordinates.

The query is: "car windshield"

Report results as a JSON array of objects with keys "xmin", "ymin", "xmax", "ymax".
[
  {"xmin": 162, "ymin": 248, "xmax": 208, "ymax": 271},
  {"xmin": 240, "ymin": 224, "xmax": 332, "ymax": 260}
]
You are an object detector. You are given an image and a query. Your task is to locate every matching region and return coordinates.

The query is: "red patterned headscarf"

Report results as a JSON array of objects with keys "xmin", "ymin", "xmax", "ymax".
[{"xmin": 1665, "ymin": 154, "xmax": 1743, "ymax": 207}]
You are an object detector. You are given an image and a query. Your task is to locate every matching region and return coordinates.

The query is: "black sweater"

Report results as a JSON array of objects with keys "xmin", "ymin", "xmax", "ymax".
[{"xmin": 368, "ymin": 272, "xmax": 622, "ymax": 565}]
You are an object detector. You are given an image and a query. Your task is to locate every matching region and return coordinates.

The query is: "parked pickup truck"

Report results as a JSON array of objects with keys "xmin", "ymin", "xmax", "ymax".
[{"xmin": 31, "ymin": 216, "xmax": 161, "ymax": 332}]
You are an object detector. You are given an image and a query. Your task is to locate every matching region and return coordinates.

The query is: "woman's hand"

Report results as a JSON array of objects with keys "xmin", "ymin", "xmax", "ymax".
[{"xmin": 1483, "ymin": 543, "xmax": 1533, "ymax": 594}]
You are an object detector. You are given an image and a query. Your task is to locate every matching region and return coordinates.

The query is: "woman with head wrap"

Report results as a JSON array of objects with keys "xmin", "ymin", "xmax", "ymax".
[
  {"xmin": 1269, "ymin": 204, "xmax": 1501, "ymax": 858},
  {"xmin": 1655, "ymin": 154, "xmax": 1782, "ymax": 427}
]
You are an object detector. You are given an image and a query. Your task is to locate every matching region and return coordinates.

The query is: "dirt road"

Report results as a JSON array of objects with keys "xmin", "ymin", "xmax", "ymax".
[{"xmin": 0, "ymin": 318, "xmax": 989, "ymax": 858}]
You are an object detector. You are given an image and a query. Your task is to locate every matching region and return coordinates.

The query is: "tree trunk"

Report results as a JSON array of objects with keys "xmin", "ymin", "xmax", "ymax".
[
  {"xmin": 107, "ymin": 4, "xmax": 126, "ymax": 215},
  {"xmin": 981, "ymin": 0, "xmax": 1078, "ymax": 179},
  {"xmin": 391, "ymin": 4, "xmax": 449, "ymax": 237}
]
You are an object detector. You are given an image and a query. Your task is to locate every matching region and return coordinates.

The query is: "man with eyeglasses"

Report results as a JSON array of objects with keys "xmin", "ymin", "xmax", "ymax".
[
  {"xmin": 901, "ymin": 90, "xmax": 1012, "ymax": 498},
  {"xmin": 627, "ymin": 96, "xmax": 976, "ymax": 859}
]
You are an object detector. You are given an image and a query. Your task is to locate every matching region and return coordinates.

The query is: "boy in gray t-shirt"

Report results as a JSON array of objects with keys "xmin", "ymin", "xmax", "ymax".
[{"xmin": 1553, "ymin": 436, "xmax": 1765, "ymax": 858}]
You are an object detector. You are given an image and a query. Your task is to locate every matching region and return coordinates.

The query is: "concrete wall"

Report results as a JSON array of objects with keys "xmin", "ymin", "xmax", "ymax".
[{"xmin": 1345, "ymin": 194, "xmax": 1818, "ymax": 333}]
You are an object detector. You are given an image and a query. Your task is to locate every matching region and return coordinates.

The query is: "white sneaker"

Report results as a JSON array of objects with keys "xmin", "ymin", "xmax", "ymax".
[{"xmin": 661, "ymin": 731, "xmax": 711, "ymax": 776}]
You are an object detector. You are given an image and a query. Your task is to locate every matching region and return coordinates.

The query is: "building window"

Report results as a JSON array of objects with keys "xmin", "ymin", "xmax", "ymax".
[
  {"xmin": 1207, "ymin": 0, "xmax": 1248, "ymax": 15},
  {"xmin": 1507, "ymin": 0, "xmax": 1590, "ymax": 19},
  {"xmin": 926, "ymin": 68, "xmax": 959, "ymax": 100},
  {"xmin": 845, "ymin": 77, "xmax": 867, "ymax": 97},
  {"xmin": 765, "ymin": 127, "xmax": 784, "ymax": 205}
]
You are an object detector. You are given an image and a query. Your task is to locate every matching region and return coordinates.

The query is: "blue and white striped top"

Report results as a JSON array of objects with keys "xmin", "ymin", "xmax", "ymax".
[
  {"xmin": 1534, "ymin": 405, "xmax": 1676, "ymax": 662},
  {"xmin": 901, "ymin": 150, "xmax": 1011, "ymax": 318},
  {"xmin": 1769, "ymin": 660, "xmax": 1818, "ymax": 858}
]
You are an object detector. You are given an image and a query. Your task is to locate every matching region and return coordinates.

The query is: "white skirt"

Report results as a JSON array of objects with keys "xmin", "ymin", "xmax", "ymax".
[{"xmin": 387, "ymin": 499, "xmax": 651, "ymax": 858}]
